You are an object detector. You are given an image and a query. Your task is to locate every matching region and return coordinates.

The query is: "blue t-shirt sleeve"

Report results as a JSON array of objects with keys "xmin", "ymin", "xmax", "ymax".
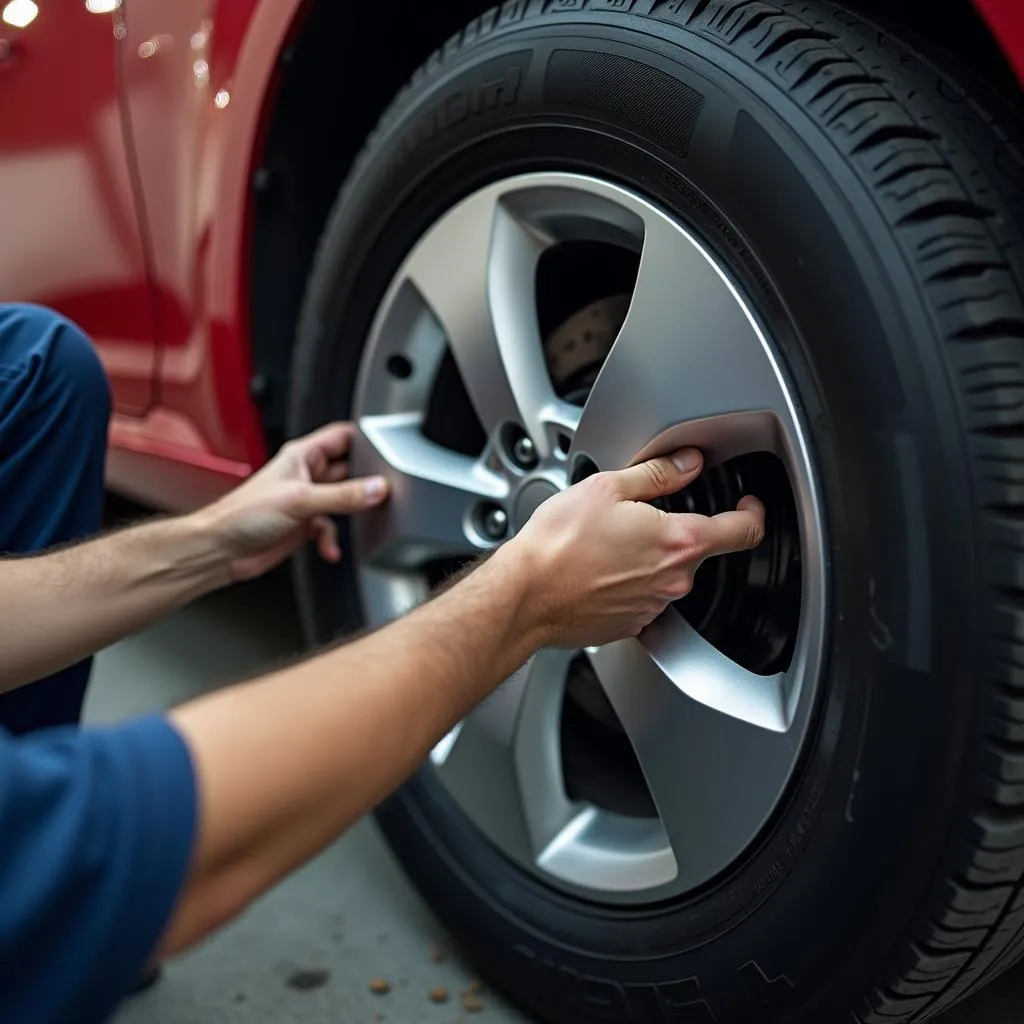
[{"xmin": 0, "ymin": 714, "xmax": 197, "ymax": 1024}]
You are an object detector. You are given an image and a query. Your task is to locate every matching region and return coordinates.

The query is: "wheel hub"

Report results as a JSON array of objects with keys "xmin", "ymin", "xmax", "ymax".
[
  {"xmin": 350, "ymin": 171, "xmax": 827, "ymax": 904},
  {"xmin": 513, "ymin": 477, "xmax": 560, "ymax": 531}
]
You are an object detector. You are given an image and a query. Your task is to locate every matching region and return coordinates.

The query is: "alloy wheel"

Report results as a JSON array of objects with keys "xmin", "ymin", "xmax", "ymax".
[{"xmin": 350, "ymin": 172, "xmax": 827, "ymax": 903}]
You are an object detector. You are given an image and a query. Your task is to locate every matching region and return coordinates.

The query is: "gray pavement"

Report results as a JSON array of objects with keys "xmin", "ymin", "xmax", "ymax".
[{"xmin": 85, "ymin": 570, "xmax": 1019, "ymax": 1024}]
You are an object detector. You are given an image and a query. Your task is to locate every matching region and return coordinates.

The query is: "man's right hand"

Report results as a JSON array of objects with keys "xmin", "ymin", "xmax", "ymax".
[{"xmin": 509, "ymin": 447, "xmax": 765, "ymax": 649}]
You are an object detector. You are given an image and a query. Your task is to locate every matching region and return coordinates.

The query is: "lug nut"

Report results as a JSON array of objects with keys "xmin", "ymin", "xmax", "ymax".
[
  {"xmin": 512, "ymin": 435, "xmax": 537, "ymax": 468},
  {"xmin": 481, "ymin": 506, "xmax": 508, "ymax": 541}
]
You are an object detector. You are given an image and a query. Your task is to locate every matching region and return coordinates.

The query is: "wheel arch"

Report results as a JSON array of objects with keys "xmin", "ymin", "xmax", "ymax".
[
  {"xmin": 246, "ymin": 0, "xmax": 1020, "ymax": 453},
  {"xmin": 246, "ymin": 0, "xmax": 491, "ymax": 451}
]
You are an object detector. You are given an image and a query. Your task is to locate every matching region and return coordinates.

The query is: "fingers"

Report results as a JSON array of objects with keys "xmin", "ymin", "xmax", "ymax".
[
  {"xmin": 679, "ymin": 495, "xmax": 766, "ymax": 559},
  {"xmin": 288, "ymin": 422, "xmax": 358, "ymax": 463},
  {"xmin": 303, "ymin": 453, "xmax": 350, "ymax": 485},
  {"xmin": 297, "ymin": 476, "xmax": 390, "ymax": 517},
  {"xmin": 611, "ymin": 448, "xmax": 703, "ymax": 502},
  {"xmin": 307, "ymin": 515, "xmax": 341, "ymax": 563}
]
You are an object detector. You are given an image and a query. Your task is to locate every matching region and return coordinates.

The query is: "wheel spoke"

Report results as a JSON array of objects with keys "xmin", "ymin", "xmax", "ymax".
[
  {"xmin": 572, "ymin": 211, "xmax": 795, "ymax": 472},
  {"xmin": 586, "ymin": 635, "xmax": 797, "ymax": 887},
  {"xmin": 355, "ymin": 412, "xmax": 509, "ymax": 565},
  {"xmin": 358, "ymin": 565, "xmax": 429, "ymax": 626},
  {"xmin": 431, "ymin": 648, "xmax": 578, "ymax": 865},
  {"xmin": 642, "ymin": 608, "xmax": 789, "ymax": 732},
  {"xmin": 404, "ymin": 186, "xmax": 578, "ymax": 453}
]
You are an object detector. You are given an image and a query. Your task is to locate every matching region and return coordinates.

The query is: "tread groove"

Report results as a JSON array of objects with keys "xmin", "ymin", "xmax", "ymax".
[
  {"xmin": 757, "ymin": 26, "xmax": 836, "ymax": 62},
  {"xmin": 729, "ymin": 9, "xmax": 776, "ymax": 45},
  {"xmin": 810, "ymin": 71, "xmax": 884, "ymax": 103},
  {"xmin": 952, "ymin": 319, "xmax": 1024, "ymax": 342},
  {"xmin": 687, "ymin": 0, "xmax": 712, "ymax": 25},
  {"xmin": 896, "ymin": 198, "xmax": 996, "ymax": 226},
  {"xmin": 928, "ymin": 261, "xmax": 1010, "ymax": 283},
  {"xmin": 878, "ymin": 162, "xmax": 948, "ymax": 187},
  {"xmin": 851, "ymin": 124, "xmax": 941, "ymax": 154},
  {"xmin": 792, "ymin": 56, "xmax": 855, "ymax": 91}
]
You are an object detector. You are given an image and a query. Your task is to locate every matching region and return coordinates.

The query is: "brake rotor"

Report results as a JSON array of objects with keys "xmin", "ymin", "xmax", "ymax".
[{"xmin": 543, "ymin": 293, "xmax": 630, "ymax": 401}]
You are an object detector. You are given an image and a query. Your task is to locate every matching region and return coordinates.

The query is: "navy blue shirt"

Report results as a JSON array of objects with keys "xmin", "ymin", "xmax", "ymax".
[{"xmin": 0, "ymin": 715, "xmax": 196, "ymax": 1023}]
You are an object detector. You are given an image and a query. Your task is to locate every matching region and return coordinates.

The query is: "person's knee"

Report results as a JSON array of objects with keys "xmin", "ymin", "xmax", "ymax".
[
  {"xmin": 0, "ymin": 303, "xmax": 112, "ymax": 439},
  {"xmin": 49, "ymin": 312, "xmax": 112, "ymax": 437},
  {"xmin": 0, "ymin": 305, "xmax": 110, "ymax": 565}
]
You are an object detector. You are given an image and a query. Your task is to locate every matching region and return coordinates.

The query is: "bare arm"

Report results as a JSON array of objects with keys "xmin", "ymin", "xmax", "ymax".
[
  {"xmin": 158, "ymin": 452, "xmax": 766, "ymax": 956},
  {"xmin": 0, "ymin": 424, "xmax": 388, "ymax": 694},
  {"xmin": 161, "ymin": 545, "xmax": 542, "ymax": 954},
  {"xmin": 0, "ymin": 517, "xmax": 230, "ymax": 693}
]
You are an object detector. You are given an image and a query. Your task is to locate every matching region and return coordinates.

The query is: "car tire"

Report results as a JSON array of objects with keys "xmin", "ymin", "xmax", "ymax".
[{"xmin": 288, "ymin": 2, "xmax": 1024, "ymax": 1022}]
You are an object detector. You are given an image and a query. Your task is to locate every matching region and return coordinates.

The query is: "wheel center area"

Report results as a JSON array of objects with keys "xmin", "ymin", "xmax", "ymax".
[{"xmin": 513, "ymin": 478, "xmax": 559, "ymax": 533}]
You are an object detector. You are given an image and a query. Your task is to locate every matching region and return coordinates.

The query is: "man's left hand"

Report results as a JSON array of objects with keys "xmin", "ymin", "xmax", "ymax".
[{"xmin": 198, "ymin": 423, "xmax": 389, "ymax": 582}]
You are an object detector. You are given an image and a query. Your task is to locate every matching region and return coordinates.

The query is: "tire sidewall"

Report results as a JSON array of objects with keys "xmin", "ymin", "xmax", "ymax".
[{"xmin": 290, "ymin": 14, "xmax": 980, "ymax": 1022}]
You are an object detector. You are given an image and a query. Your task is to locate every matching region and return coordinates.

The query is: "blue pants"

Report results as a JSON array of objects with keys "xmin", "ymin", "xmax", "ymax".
[{"xmin": 0, "ymin": 304, "xmax": 110, "ymax": 735}]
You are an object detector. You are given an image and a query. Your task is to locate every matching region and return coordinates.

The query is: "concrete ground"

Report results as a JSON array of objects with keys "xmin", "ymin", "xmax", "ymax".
[{"xmin": 85, "ymin": 570, "xmax": 1021, "ymax": 1024}]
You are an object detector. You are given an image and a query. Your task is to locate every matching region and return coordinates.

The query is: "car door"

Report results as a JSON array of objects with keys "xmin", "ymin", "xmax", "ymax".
[
  {"xmin": 116, "ymin": 0, "xmax": 260, "ymax": 464},
  {"xmin": 0, "ymin": 0, "xmax": 160, "ymax": 415}
]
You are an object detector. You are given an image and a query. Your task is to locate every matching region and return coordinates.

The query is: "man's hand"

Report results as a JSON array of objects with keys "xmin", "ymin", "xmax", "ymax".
[
  {"xmin": 509, "ymin": 447, "xmax": 765, "ymax": 648},
  {"xmin": 198, "ymin": 423, "xmax": 389, "ymax": 582}
]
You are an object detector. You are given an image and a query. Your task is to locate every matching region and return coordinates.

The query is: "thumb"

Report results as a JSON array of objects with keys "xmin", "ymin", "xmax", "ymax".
[
  {"xmin": 612, "ymin": 448, "xmax": 703, "ymax": 502},
  {"xmin": 298, "ymin": 475, "xmax": 390, "ymax": 516}
]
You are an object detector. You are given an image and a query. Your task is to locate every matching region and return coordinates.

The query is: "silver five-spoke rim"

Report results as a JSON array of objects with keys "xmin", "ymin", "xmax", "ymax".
[{"xmin": 350, "ymin": 172, "xmax": 827, "ymax": 903}]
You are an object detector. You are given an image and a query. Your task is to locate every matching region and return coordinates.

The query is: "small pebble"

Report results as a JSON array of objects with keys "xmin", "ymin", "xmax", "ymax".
[
  {"xmin": 369, "ymin": 978, "xmax": 392, "ymax": 996},
  {"xmin": 374, "ymin": 1014, "xmax": 387, "ymax": 1022},
  {"xmin": 428, "ymin": 986, "xmax": 449, "ymax": 1004},
  {"xmin": 463, "ymin": 980, "xmax": 484, "ymax": 996},
  {"xmin": 287, "ymin": 969, "xmax": 330, "ymax": 992},
  {"xmin": 462, "ymin": 994, "xmax": 485, "ymax": 1013},
  {"xmin": 428, "ymin": 946, "xmax": 446, "ymax": 963}
]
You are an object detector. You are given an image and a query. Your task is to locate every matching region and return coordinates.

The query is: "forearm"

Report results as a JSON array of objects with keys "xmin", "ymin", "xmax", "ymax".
[
  {"xmin": 161, "ymin": 544, "xmax": 547, "ymax": 955},
  {"xmin": 0, "ymin": 515, "xmax": 230, "ymax": 692}
]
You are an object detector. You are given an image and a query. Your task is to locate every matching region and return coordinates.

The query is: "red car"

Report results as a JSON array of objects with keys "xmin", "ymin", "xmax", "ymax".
[{"xmin": 3, "ymin": 1, "xmax": 1023, "ymax": 1021}]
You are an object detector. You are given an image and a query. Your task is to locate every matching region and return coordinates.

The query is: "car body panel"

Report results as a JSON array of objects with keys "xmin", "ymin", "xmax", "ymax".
[
  {"xmin": 975, "ymin": 0, "xmax": 1024, "ymax": 83},
  {"xmin": 0, "ymin": 0, "xmax": 1021, "ymax": 509},
  {"xmin": 0, "ymin": 0, "xmax": 158, "ymax": 415},
  {"xmin": 107, "ymin": 0, "xmax": 306, "ymax": 509}
]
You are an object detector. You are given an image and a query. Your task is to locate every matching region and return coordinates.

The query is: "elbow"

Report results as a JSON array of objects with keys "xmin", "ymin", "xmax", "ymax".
[{"xmin": 156, "ymin": 857, "xmax": 269, "ymax": 959}]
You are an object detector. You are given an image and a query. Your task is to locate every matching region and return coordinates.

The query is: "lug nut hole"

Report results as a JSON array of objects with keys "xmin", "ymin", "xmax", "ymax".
[
  {"xmin": 502, "ymin": 424, "xmax": 538, "ymax": 470},
  {"xmin": 477, "ymin": 503, "xmax": 509, "ymax": 541},
  {"xmin": 386, "ymin": 354, "xmax": 414, "ymax": 380}
]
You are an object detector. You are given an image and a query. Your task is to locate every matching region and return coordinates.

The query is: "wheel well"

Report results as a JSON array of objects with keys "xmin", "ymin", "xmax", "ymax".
[
  {"xmin": 248, "ymin": 0, "xmax": 1019, "ymax": 451},
  {"xmin": 248, "ymin": 0, "xmax": 489, "ymax": 450}
]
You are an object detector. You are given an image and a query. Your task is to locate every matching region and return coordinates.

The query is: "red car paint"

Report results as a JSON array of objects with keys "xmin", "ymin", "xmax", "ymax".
[
  {"xmin": 0, "ymin": 0, "xmax": 1021, "ymax": 512},
  {"xmin": 975, "ymin": 0, "xmax": 1024, "ymax": 83}
]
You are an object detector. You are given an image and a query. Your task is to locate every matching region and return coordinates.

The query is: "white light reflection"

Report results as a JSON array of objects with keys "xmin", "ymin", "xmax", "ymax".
[{"xmin": 2, "ymin": 0, "xmax": 38, "ymax": 28}]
